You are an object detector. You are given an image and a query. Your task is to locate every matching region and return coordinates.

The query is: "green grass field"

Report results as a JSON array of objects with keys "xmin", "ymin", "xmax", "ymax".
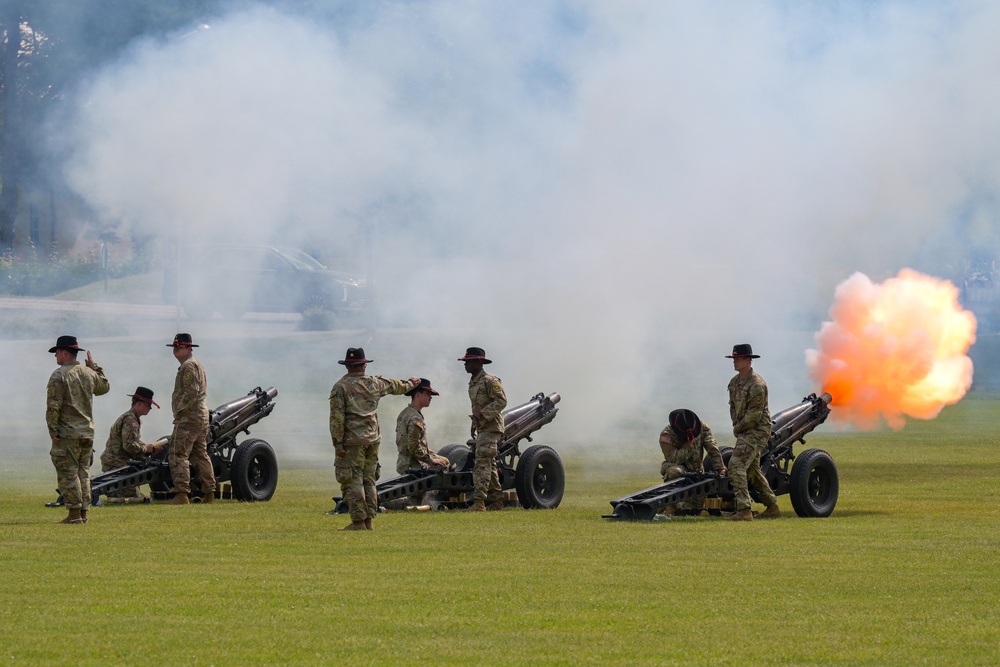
[{"xmin": 2, "ymin": 396, "xmax": 999, "ymax": 666}]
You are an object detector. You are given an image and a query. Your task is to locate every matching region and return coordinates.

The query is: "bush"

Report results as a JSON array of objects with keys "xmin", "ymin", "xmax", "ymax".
[{"xmin": 0, "ymin": 250, "xmax": 145, "ymax": 297}]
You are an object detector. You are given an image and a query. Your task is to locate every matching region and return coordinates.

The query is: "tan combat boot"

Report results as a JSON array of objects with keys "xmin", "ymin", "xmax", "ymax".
[
  {"xmin": 758, "ymin": 505, "xmax": 781, "ymax": 519},
  {"xmin": 60, "ymin": 508, "xmax": 84, "ymax": 524},
  {"xmin": 201, "ymin": 490, "xmax": 215, "ymax": 504},
  {"xmin": 80, "ymin": 508, "xmax": 89, "ymax": 523},
  {"xmin": 724, "ymin": 509, "xmax": 754, "ymax": 521},
  {"xmin": 487, "ymin": 501, "xmax": 505, "ymax": 511},
  {"xmin": 658, "ymin": 505, "xmax": 676, "ymax": 517},
  {"xmin": 364, "ymin": 518, "xmax": 373, "ymax": 530},
  {"xmin": 467, "ymin": 499, "xmax": 487, "ymax": 512},
  {"xmin": 167, "ymin": 492, "xmax": 190, "ymax": 505},
  {"xmin": 340, "ymin": 521, "xmax": 367, "ymax": 531}
]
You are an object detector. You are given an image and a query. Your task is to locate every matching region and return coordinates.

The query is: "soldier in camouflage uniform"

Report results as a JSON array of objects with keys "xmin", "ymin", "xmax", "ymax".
[
  {"xmin": 100, "ymin": 386, "xmax": 167, "ymax": 502},
  {"xmin": 459, "ymin": 347, "xmax": 507, "ymax": 512},
  {"xmin": 45, "ymin": 335, "xmax": 111, "ymax": 524},
  {"xmin": 166, "ymin": 333, "xmax": 216, "ymax": 506},
  {"xmin": 724, "ymin": 343, "xmax": 780, "ymax": 521},
  {"xmin": 330, "ymin": 347, "xmax": 420, "ymax": 531},
  {"xmin": 391, "ymin": 378, "xmax": 450, "ymax": 508},
  {"xmin": 658, "ymin": 408, "xmax": 726, "ymax": 516}
]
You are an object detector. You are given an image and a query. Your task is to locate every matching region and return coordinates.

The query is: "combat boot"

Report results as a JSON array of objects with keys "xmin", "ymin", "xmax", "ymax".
[
  {"xmin": 758, "ymin": 505, "xmax": 781, "ymax": 519},
  {"xmin": 467, "ymin": 499, "xmax": 487, "ymax": 512},
  {"xmin": 200, "ymin": 490, "xmax": 215, "ymax": 504},
  {"xmin": 60, "ymin": 508, "xmax": 84, "ymax": 524},
  {"xmin": 340, "ymin": 521, "xmax": 367, "ymax": 531},
  {"xmin": 658, "ymin": 505, "xmax": 676, "ymax": 517},
  {"xmin": 487, "ymin": 501, "xmax": 505, "ymax": 511},
  {"xmin": 167, "ymin": 492, "xmax": 190, "ymax": 505},
  {"xmin": 724, "ymin": 509, "xmax": 754, "ymax": 521},
  {"xmin": 364, "ymin": 518, "xmax": 373, "ymax": 530},
  {"xmin": 80, "ymin": 508, "xmax": 89, "ymax": 523}
]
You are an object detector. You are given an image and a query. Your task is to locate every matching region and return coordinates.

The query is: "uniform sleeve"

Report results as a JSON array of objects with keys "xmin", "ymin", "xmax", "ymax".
[
  {"xmin": 90, "ymin": 364, "xmax": 110, "ymax": 396},
  {"xmin": 733, "ymin": 382, "xmax": 768, "ymax": 435},
  {"xmin": 406, "ymin": 417, "xmax": 433, "ymax": 466},
  {"xmin": 479, "ymin": 377, "xmax": 507, "ymax": 425},
  {"xmin": 700, "ymin": 423, "xmax": 726, "ymax": 471},
  {"xmin": 120, "ymin": 414, "xmax": 147, "ymax": 458},
  {"xmin": 378, "ymin": 377, "xmax": 415, "ymax": 397},
  {"xmin": 174, "ymin": 365, "xmax": 203, "ymax": 417},
  {"xmin": 658, "ymin": 426, "xmax": 674, "ymax": 462},
  {"xmin": 329, "ymin": 384, "xmax": 345, "ymax": 449},
  {"xmin": 45, "ymin": 374, "xmax": 64, "ymax": 439}
]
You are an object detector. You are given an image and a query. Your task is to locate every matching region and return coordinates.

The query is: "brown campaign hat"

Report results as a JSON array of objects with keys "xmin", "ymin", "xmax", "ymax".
[
  {"xmin": 128, "ymin": 386, "xmax": 160, "ymax": 409},
  {"xmin": 457, "ymin": 346, "xmax": 492, "ymax": 364},
  {"xmin": 405, "ymin": 378, "xmax": 440, "ymax": 397},
  {"xmin": 338, "ymin": 347, "xmax": 373, "ymax": 365},
  {"xmin": 49, "ymin": 335, "xmax": 85, "ymax": 353},
  {"xmin": 725, "ymin": 343, "xmax": 760, "ymax": 359},
  {"xmin": 669, "ymin": 408, "xmax": 702, "ymax": 442},
  {"xmin": 167, "ymin": 333, "xmax": 199, "ymax": 348}
]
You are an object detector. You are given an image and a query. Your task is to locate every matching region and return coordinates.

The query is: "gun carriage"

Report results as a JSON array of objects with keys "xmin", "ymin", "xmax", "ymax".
[
  {"xmin": 333, "ymin": 392, "xmax": 565, "ymax": 512},
  {"xmin": 604, "ymin": 392, "xmax": 839, "ymax": 520},
  {"xmin": 48, "ymin": 386, "xmax": 280, "ymax": 506}
]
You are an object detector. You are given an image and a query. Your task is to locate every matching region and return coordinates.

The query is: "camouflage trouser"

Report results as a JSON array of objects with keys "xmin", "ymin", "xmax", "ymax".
[
  {"xmin": 101, "ymin": 453, "xmax": 144, "ymax": 499},
  {"xmin": 662, "ymin": 465, "xmax": 704, "ymax": 511},
  {"xmin": 335, "ymin": 442, "xmax": 380, "ymax": 522},
  {"xmin": 729, "ymin": 430, "xmax": 777, "ymax": 512},
  {"xmin": 169, "ymin": 421, "xmax": 215, "ymax": 494},
  {"xmin": 50, "ymin": 437, "xmax": 94, "ymax": 510},
  {"xmin": 472, "ymin": 432, "xmax": 502, "ymax": 503}
]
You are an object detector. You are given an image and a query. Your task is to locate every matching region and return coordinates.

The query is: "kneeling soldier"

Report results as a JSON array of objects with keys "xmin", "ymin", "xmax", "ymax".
[{"xmin": 658, "ymin": 408, "xmax": 726, "ymax": 516}]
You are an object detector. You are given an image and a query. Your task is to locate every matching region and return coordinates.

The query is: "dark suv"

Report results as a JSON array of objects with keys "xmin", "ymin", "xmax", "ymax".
[{"xmin": 176, "ymin": 245, "xmax": 367, "ymax": 319}]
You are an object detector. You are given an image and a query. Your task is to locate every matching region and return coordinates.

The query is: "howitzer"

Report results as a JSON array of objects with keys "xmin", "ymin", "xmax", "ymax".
[
  {"xmin": 333, "ymin": 392, "xmax": 565, "ymax": 512},
  {"xmin": 47, "ymin": 386, "xmax": 280, "ymax": 506},
  {"xmin": 605, "ymin": 392, "xmax": 839, "ymax": 520}
]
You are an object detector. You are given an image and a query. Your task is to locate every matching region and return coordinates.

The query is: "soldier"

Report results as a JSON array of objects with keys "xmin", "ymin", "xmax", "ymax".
[
  {"xmin": 45, "ymin": 335, "xmax": 111, "ymax": 524},
  {"xmin": 459, "ymin": 346, "xmax": 507, "ymax": 512},
  {"xmin": 99, "ymin": 387, "xmax": 167, "ymax": 503},
  {"xmin": 330, "ymin": 347, "xmax": 420, "ymax": 531},
  {"xmin": 166, "ymin": 333, "xmax": 216, "ymax": 505},
  {"xmin": 724, "ymin": 343, "xmax": 780, "ymax": 521},
  {"xmin": 391, "ymin": 378, "xmax": 449, "ymax": 508},
  {"xmin": 658, "ymin": 408, "xmax": 726, "ymax": 516}
]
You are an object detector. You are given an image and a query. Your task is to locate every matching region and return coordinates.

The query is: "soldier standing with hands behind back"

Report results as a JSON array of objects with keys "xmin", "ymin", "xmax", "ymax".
[
  {"xmin": 460, "ymin": 347, "xmax": 507, "ymax": 512},
  {"xmin": 166, "ymin": 333, "xmax": 216, "ymax": 505},
  {"xmin": 46, "ymin": 335, "xmax": 110, "ymax": 524}
]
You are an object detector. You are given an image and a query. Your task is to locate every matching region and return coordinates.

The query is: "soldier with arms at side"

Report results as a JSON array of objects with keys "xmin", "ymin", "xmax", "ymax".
[
  {"xmin": 100, "ymin": 386, "xmax": 168, "ymax": 503},
  {"xmin": 46, "ymin": 335, "xmax": 111, "ymax": 524},
  {"xmin": 166, "ymin": 333, "xmax": 216, "ymax": 505},
  {"xmin": 724, "ymin": 343, "xmax": 780, "ymax": 521},
  {"xmin": 459, "ymin": 347, "xmax": 507, "ymax": 512},
  {"xmin": 330, "ymin": 347, "xmax": 420, "ymax": 531},
  {"xmin": 658, "ymin": 408, "xmax": 726, "ymax": 516}
]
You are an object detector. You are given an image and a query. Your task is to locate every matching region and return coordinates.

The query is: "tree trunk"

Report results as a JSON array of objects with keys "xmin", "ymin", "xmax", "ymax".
[{"xmin": 0, "ymin": 6, "xmax": 21, "ymax": 252}]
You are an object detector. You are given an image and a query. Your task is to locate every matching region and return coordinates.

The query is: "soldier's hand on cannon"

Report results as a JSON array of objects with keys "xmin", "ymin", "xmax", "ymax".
[{"xmin": 719, "ymin": 468, "xmax": 728, "ymax": 476}]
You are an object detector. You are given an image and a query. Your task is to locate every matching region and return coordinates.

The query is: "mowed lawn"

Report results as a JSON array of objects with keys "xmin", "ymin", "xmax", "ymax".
[{"xmin": 2, "ymin": 396, "xmax": 999, "ymax": 666}]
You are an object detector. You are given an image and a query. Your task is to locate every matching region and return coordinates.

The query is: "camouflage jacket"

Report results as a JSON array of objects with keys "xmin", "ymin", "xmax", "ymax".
[
  {"xmin": 172, "ymin": 356, "xmax": 208, "ymax": 425},
  {"xmin": 468, "ymin": 369, "xmax": 507, "ymax": 435},
  {"xmin": 101, "ymin": 408, "xmax": 146, "ymax": 468},
  {"xmin": 395, "ymin": 404, "xmax": 434, "ymax": 474},
  {"xmin": 658, "ymin": 421, "xmax": 725, "ymax": 477},
  {"xmin": 46, "ymin": 361, "xmax": 110, "ymax": 439},
  {"xmin": 329, "ymin": 374, "xmax": 413, "ymax": 450},
  {"xmin": 728, "ymin": 368, "xmax": 771, "ymax": 436}
]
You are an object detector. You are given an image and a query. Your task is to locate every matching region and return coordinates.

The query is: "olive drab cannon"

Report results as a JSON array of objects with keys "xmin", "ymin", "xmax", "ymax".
[
  {"xmin": 46, "ymin": 386, "xmax": 280, "ymax": 506},
  {"xmin": 604, "ymin": 392, "xmax": 839, "ymax": 520},
  {"xmin": 333, "ymin": 392, "xmax": 565, "ymax": 512}
]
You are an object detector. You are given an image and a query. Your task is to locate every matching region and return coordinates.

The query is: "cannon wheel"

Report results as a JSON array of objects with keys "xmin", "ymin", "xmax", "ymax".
[
  {"xmin": 437, "ymin": 444, "xmax": 473, "ymax": 472},
  {"xmin": 231, "ymin": 438, "xmax": 278, "ymax": 502},
  {"xmin": 514, "ymin": 445, "xmax": 565, "ymax": 509},
  {"xmin": 705, "ymin": 446, "xmax": 734, "ymax": 473},
  {"xmin": 789, "ymin": 448, "xmax": 838, "ymax": 518}
]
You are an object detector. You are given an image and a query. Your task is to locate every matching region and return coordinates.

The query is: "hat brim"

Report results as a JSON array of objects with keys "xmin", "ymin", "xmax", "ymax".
[
  {"xmin": 339, "ymin": 358, "xmax": 373, "ymax": 365},
  {"xmin": 128, "ymin": 394, "xmax": 160, "ymax": 408},
  {"xmin": 405, "ymin": 387, "xmax": 440, "ymax": 397},
  {"xmin": 167, "ymin": 343, "xmax": 199, "ymax": 348},
  {"xmin": 49, "ymin": 345, "xmax": 84, "ymax": 353},
  {"xmin": 725, "ymin": 354, "xmax": 760, "ymax": 359},
  {"xmin": 457, "ymin": 356, "xmax": 492, "ymax": 364}
]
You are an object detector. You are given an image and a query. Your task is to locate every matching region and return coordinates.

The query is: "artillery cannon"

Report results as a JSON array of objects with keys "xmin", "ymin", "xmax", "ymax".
[
  {"xmin": 47, "ymin": 386, "xmax": 280, "ymax": 506},
  {"xmin": 333, "ymin": 392, "xmax": 565, "ymax": 512},
  {"xmin": 605, "ymin": 392, "xmax": 838, "ymax": 520}
]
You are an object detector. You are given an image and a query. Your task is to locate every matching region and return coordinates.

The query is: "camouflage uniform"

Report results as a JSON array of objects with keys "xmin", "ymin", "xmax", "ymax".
[
  {"xmin": 330, "ymin": 374, "xmax": 413, "ymax": 522},
  {"xmin": 395, "ymin": 404, "xmax": 436, "ymax": 475},
  {"xmin": 468, "ymin": 369, "xmax": 506, "ymax": 504},
  {"xmin": 100, "ymin": 408, "xmax": 149, "ymax": 498},
  {"xmin": 46, "ymin": 361, "xmax": 110, "ymax": 510},
  {"xmin": 659, "ymin": 421, "xmax": 725, "ymax": 511},
  {"xmin": 169, "ymin": 356, "xmax": 215, "ymax": 495},
  {"xmin": 728, "ymin": 368, "xmax": 777, "ymax": 512}
]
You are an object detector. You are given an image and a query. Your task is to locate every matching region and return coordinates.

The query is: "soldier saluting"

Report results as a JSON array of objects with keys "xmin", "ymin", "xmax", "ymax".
[
  {"xmin": 459, "ymin": 347, "xmax": 507, "ymax": 512},
  {"xmin": 330, "ymin": 347, "xmax": 420, "ymax": 531}
]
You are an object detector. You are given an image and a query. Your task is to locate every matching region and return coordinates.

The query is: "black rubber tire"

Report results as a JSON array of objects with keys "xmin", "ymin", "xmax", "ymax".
[
  {"xmin": 789, "ymin": 448, "xmax": 839, "ymax": 518},
  {"xmin": 705, "ymin": 446, "xmax": 734, "ymax": 473},
  {"xmin": 230, "ymin": 438, "xmax": 278, "ymax": 502},
  {"xmin": 514, "ymin": 444, "xmax": 565, "ymax": 509},
  {"xmin": 437, "ymin": 444, "xmax": 473, "ymax": 472}
]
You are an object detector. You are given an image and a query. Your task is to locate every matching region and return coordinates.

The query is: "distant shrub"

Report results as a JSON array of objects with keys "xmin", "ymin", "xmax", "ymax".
[{"xmin": 0, "ymin": 250, "xmax": 145, "ymax": 296}]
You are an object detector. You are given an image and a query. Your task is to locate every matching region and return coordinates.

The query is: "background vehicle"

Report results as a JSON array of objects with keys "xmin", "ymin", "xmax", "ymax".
[{"xmin": 176, "ymin": 245, "xmax": 366, "ymax": 320}]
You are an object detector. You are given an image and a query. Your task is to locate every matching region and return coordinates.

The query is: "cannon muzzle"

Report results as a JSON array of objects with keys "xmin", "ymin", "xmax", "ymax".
[
  {"xmin": 501, "ymin": 392, "xmax": 560, "ymax": 449},
  {"xmin": 210, "ymin": 386, "xmax": 278, "ymax": 445},
  {"xmin": 767, "ymin": 392, "xmax": 832, "ymax": 455}
]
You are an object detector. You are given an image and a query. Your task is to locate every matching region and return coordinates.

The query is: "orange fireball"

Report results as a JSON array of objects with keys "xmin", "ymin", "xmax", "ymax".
[{"xmin": 805, "ymin": 269, "xmax": 977, "ymax": 430}]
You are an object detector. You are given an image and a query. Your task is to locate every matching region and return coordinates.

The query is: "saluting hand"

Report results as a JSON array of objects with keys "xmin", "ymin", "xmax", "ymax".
[{"xmin": 85, "ymin": 351, "xmax": 95, "ymax": 368}]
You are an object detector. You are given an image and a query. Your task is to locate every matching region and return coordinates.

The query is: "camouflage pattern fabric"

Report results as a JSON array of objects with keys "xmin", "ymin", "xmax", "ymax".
[
  {"xmin": 472, "ymin": 432, "xmax": 503, "ymax": 503},
  {"xmin": 50, "ymin": 437, "xmax": 94, "ymax": 510},
  {"xmin": 100, "ymin": 408, "xmax": 148, "ymax": 498},
  {"xmin": 46, "ymin": 361, "xmax": 110, "ymax": 439},
  {"xmin": 658, "ymin": 421, "xmax": 725, "ymax": 512},
  {"xmin": 170, "ymin": 356, "xmax": 214, "ymax": 494},
  {"xmin": 395, "ymin": 404, "xmax": 436, "ymax": 475},
  {"xmin": 468, "ymin": 369, "xmax": 506, "ymax": 503},
  {"xmin": 728, "ymin": 368, "xmax": 777, "ymax": 511},
  {"xmin": 330, "ymin": 374, "xmax": 413, "ymax": 522}
]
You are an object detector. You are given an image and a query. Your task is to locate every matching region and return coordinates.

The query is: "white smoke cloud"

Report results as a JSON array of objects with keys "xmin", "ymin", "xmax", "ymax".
[{"xmin": 17, "ymin": 0, "xmax": 999, "ymax": 463}]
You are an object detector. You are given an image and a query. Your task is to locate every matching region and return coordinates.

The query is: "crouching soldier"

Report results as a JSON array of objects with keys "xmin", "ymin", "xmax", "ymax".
[
  {"xmin": 658, "ymin": 408, "xmax": 726, "ymax": 516},
  {"xmin": 389, "ymin": 378, "xmax": 450, "ymax": 508},
  {"xmin": 100, "ymin": 386, "xmax": 168, "ymax": 503}
]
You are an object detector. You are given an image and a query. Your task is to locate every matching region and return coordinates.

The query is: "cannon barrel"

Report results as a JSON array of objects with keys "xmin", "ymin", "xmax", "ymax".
[
  {"xmin": 210, "ymin": 386, "xmax": 278, "ymax": 445},
  {"xmin": 501, "ymin": 392, "xmax": 560, "ymax": 448},
  {"xmin": 767, "ymin": 392, "xmax": 832, "ymax": 455}
]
